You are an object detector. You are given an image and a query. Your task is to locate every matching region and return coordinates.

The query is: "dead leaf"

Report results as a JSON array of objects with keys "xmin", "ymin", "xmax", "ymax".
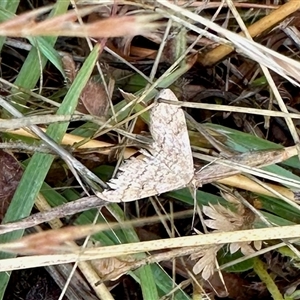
[
  {"xmin": 203, "ymin": 204, "xmax": 245, "ymax": 232},
  {"xmin": 0, "ymin": 150, "xmax": 23, "ymax": 222},
  {"xmin": 190, "ymin": 245, "xmax": 222, "ymax": 280},
  {"xmin": 91, "ymin": 255, "xmax": 135, "ymax": 280},
  {"xmin": 79, "ymin": 80, "xmax": 109, "ymax": 117},
  {"xmin": 61, "ymin": 53, "xmax": 77, "ymax": 83},
  {"xmin": 62, "ymin": 53, "xmax": 109, "ymax": 117},
  {"xmin": 203, "ymin": 204, "xmax": 259, "ymax": 256}
]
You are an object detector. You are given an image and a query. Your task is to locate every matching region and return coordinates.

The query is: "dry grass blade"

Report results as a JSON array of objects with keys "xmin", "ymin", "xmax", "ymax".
[
  {"xmin": 156, "ymin": 0, "xmax": 300, "ymax": 86},
  {"xmin": 0, "ymin": 213, "xmax": 183, "ymax": 255},
  {"xmin": 226, "ymin": 0, "xmax": 300, "ymax": 161},
  {"xmin": 195, "ymin": 146, "xmax": 298, "ymax": 185},
  {"xmin": 0, "ymin": 147, "xmax": 297, "ymax": 236},
  {"xmin": 200, "ymin": 0, "xmax": 300, "ymax": 65},
  {"xmin": 0, "ymin": 97, "xmax": 106, "ymax": 192},
  {"xmin": 218, "ymin": 175, "xmax": 294, "ymax": 201},
  {"xmin": 1, "ymin": 224, "xmax": 300, "ymax": 272},
  {"xmin": 0, "ymin": 225, "xmax": 102, "ymax": 255},
  {"xmin": 2, "ymin": 1, "xmax": 300, "ymax": 297},
  {"xmin": 0, "ymin": 196, "xmax": 106, "ymax": 235},
  {"xmin": 0, "ymin": 6, "xmax": 160, "ymax": 37},
  {"xmin": 0, "ymin": 6, "xmax": 53, "ymax": 30},
  {"xmin": 33, "ymin": 195, "xmax": 113, "ymax": 300},
  {"xmin": 159, "ymin": 99, "xmax": 300, "ymax": 119}
]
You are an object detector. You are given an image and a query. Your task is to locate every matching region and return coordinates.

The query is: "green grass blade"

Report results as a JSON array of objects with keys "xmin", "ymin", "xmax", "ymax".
[
  {"xmin": 0, "ymin": 44, "xmax": 100, "ymax": 296},
  {"xmin": 29, "ymin": 37, "xmax": 65, "ymax": 76},
  {"xmin": 12, "ymin": 0, "xmax": 70, "ymax": 111},
  {"xmin": 150, "ymin": 265, "xmax": 190, "ymax": 299},
  {"xmin": 136, "ymin": 265, "xmax": 159, "ymax": 300},
  {"xmin": 110, "ymin": 61, "xmax": 194, "ymax": 123},
  {"xmin": 0, "ymin": 6, "xmax": 64, "ymax": 76},
  {"xmin": 0, "ymin": 0, "xmax": 19, "ymax": 51},
  {"xmin": 108, "ymin": 203, "xmax": 159, "ymax": 300}
]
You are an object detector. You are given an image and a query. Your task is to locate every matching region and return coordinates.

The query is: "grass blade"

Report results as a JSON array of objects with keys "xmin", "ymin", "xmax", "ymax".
[{"xmin": 0, "ymin": 43, "xmax": 100, "ymax": 295}]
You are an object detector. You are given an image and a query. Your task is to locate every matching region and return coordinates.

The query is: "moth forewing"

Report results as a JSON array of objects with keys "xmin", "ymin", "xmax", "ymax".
[{"xmin": 98, "ymin": 89, "xmax": 194, "ymax": 202}]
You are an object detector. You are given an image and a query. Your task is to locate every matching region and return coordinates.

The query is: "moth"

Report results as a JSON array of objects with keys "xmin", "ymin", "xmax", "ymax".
[{"xmin": 97, "ymin": 89, "xmax": 194, "ymax": 202}]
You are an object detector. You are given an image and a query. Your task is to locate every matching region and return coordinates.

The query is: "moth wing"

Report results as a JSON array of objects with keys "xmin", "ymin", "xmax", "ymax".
[{"xmin": 98, "ymin": 89, "xmax": 193, "ymax": 203}]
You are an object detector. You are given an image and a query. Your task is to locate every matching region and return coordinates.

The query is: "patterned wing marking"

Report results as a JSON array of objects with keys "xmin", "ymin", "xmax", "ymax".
[{"xmin": 98, "ymin": 89, "xmax": 194, "ymax": 202}]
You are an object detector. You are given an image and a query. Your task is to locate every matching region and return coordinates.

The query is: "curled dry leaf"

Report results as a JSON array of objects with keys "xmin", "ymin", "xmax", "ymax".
[
  {"xmin": 203, "ymin": 204, "xmax": 246, "ymax": 232},
  {"xmin": 190, "ymin": 245, "xmax": 222, "ymax": 280},
  {"xmin": 79, "ymin": 80, "xmax": 109, "ymax": 118},
  {"xmin": 91, "ymin": 255, "xmax": 135, "ymax": 281},
  {"xmin": 203, "ymin": 204, "xmax": 259, "ymax": 256},
  {"xmin": 62, "ymin": 53, "xmax": 109, "ymax": 117},
  {"xmin": 61, "ymin": 53, "xmax": 77, "ymax": 84},
  {"xmin": 229, "ymin": 242, "xmax": 256, "ymax": 256}
]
